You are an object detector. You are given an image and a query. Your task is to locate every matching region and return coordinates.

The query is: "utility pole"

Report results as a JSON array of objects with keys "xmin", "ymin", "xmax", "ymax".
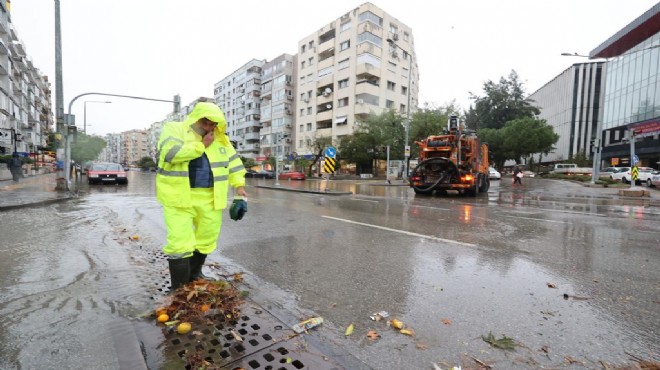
[{"xmin": 54, "ymin": 0, "xmax": 66, "ymax": 190}]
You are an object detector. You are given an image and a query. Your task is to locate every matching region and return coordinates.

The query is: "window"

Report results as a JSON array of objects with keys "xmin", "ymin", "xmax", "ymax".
[
  {"xmin": 307, "ymin": 107, "xmax": 313, "ymax": 115},
  {"xmin": 301, "ymin": 45, "xmax": 306, "ymax": 53},
  {"xmin": 400, "ymin": 104, "xmax": 406, "ymax": 113},
  {"xmin": 401, "ymin": 86, "xmax": 408, "ymax": 95},
  {"xmin": 301, "ymin": 61, "xmax": 306, "ymax": 69},
  {"xmin": 389, "ymin": 24, "xmax": 398, "ymax": 34},
  {"xmin": 308, "ymin": 57, "xmax": 314, "ymax": 66},
  {"xmin": 306, "ymin": 122, "xmax": 312, "ymax": 131},
  {"xmin": 386, "ymin": 100, "xmax": 394, "ymax": 109},
  {"xmin": 338, "ymin": 58, "xmax": 350, "ymax": 70},
  {"xmin": 299, "ymin": 125, "xmax": 304, "ymax": 132},
  {"xmin": 300, "ymin": 109, "xmax": 305, "ymax": 116},
  {"xmin": 340, "ymin": 40, "xmax": 350, "ymax": 51},
  {"xmin": 341, "ymin": 22, "xmax": 351, "ymax": 32},
  {"xmin": 358, "ymin": 11, "xmax": 383, "ymax": 27},
  {"xmin": 338, "ymin": 97, "xmax": 349, "ymax": 107},
  {"xmin": 338, "ymin": 78, "xmax": 349, "ymax": 89},
  {"xmin": 387, "ymin": 81, "xmax": 396, "ymax": 91},
  {"xmin": 357, "ymin": 31, "xmax": 382, "ymax": 46}
]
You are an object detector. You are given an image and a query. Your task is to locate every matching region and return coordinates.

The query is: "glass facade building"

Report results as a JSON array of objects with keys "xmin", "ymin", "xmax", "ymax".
[{"xmin": 602, "ymin": 34, "xmax": 660, "ymax": 131}]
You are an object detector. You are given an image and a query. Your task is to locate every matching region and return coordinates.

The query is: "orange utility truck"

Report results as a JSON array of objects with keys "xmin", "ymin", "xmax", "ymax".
[{"xmin": 409, "ymin": 115, "xmax": 490, "ymax": 196}]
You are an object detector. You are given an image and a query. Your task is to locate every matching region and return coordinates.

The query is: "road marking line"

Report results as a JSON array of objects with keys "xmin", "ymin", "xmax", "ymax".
[
  {"xmin": 322, "ymin": 216, "xmax": 477, "ymax": 247},
  {"xmin": 500, "ymin": 215, "xmax": 567, "ymax": 224},
  {"xmin": 352, "ymin": 198, "xmax": 379, "ymax": 203}
]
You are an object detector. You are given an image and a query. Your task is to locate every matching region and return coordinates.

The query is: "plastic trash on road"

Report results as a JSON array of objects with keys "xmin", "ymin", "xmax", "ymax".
[{"xmin": 292, "ymin": 317, "xmax": 324, "ymax": 333}]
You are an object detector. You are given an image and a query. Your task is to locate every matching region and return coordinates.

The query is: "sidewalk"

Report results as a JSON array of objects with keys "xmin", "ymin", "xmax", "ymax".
[{"xmin": 0, "ymin": 172, "xmax": 73, "ymax": 210}]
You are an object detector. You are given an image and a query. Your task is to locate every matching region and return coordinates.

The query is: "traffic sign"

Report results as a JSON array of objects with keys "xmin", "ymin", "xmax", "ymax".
[
  {"xmin": 323, "ymin": 157, "xmax": 336, "ymax": 174},
  {"xmin": 325, "ymin": 146, "xmax": 336, "ymax": 159},
  {"xmin": 632, "ymin": 154, "xmax": 639, "ymax": 165},
  {"xmin": 631, "ymin": 166, "xmax": 639, "ymax": 181}
]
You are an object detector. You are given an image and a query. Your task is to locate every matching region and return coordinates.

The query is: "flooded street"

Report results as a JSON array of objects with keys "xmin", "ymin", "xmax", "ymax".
[{"xmin": 0, "ymin": 171, "xmax": 658, "ymax": 369}]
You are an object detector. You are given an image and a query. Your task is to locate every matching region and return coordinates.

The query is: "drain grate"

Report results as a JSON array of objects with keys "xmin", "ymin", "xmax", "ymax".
[{"xmin": 137, "ymin": 250, "xmax": 344, "ymax": 369}]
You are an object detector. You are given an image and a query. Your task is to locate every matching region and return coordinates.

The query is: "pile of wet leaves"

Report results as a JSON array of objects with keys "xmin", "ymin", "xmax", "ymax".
[{"xmin": 157, "ymin": 279, "xmax": 246, "ymax": 326}]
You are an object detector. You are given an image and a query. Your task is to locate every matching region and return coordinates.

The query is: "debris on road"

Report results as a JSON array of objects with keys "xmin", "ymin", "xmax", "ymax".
[
  {"xmin": 345, "ymin": 323, "xmax": 354, "ymax": 336},
  {"xmin": 370, "ymin": 310, "xmax": 390, "ymax": 321},
  {"xmin": 482, "ymin": 332, "xmax": 515, "ymax": 350},
  {"xmin": 366, "ymin": 330, "xmax": 380, "ymax": 341},
  {"xmin": 292, "ymin": 316, "xmax": 324, "ymax": 333}
]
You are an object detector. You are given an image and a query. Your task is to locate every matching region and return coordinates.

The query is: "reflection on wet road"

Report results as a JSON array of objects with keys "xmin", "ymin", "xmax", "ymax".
[{"xmin": 0, "ymin": 172, "xmax": 657, "ymax": 369}]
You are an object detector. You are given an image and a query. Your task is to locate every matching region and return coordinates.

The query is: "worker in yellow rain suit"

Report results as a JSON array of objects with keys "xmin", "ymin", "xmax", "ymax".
[{"xmin": 156, "ymin": 101, "xmax": 247, "ymax": 290}]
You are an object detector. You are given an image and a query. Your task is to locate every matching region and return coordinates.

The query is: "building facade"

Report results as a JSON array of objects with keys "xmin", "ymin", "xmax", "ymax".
[
  {"xmin": 528, "ymin": 62, "xmax": 605, "ymax": 163},
  {"xmin": 591, "ymin": 3, "xmax": 660, "ymax": 169},
  {"xmin": 294, "ymin": 2, "xmax": 418, "ymax": 158},
  {"xmin": 0, "ymin": 1, "xmax": 53, "ymax": 159},
  {"xmin": 214, "ymin": 59, "xmax": 267, "ymax": 159},
  {"xmin": 258, "ymin": 55, "xmax": 296, "ymax": 160}
]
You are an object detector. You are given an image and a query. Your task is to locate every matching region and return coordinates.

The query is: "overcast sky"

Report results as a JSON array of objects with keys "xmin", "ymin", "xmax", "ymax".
[{"xmin": 10, "ymin": 0, "xmax": 659, "ymax": 136}]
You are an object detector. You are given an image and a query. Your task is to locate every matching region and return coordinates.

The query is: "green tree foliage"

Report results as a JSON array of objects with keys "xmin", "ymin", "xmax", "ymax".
[
  {"xmin": 338, "ymin": 111, "xmax": 405, "ymax": 175},
  {"xmin": 71, "ymin": 134, "xmax": 106, "ymax": 163},
  {"xmin": 465, "ymin": 70, "xmax": 540, "ymax": 130},
  {"xmin": 241, "ymin": 156, "xmax": 256, "ymax": 170},
  {"xmin": 408, "ymin": 103, "xmax": 460, "ymax": 158},
  {"xmin": 480, "ymin": 117, "xmax": 558, "ymax": 169},
  {"xmin": 136, "ymin": 156, "xmax": 157, "ymax": 169}
]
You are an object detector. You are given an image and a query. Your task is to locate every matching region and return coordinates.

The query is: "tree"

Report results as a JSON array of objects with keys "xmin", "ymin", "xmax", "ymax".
[
  {"xmin": 408, "ymin": 103, "xmax": 462, "ymax": 157},
  {"xmin": 71, "ymin": 134, "xmax": 106, "ymax": 163},
  {"xmin": 465, "ymin": 70, "xmax": 540, "ymax": 130},
  {"xmin": 241, "ymin": 156, "xmax": 256, "ymax": 169},
  {"xmin": 136, "ymin": 156, "xmax": 156, "ymax": 169},
  {"xmin": 338, "ymin": 111, "xmax": 405, "ymax": 176}
]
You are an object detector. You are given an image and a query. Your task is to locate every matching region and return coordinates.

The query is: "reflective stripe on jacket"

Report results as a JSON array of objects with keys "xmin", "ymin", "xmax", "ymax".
[{"xmin": 156, "ymin": 103, "xmax": 245, "ymax": 210}]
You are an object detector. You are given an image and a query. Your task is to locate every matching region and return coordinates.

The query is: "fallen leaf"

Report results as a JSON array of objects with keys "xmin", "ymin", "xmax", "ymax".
[
  {"xmin": 547, "ymin": 282, "xmax": 557, "ymax": 289},
  {"xmin": 366, "ymin": 330, "xmax": 380, "ymax": 340},
  {"xmin": 345, "ymin": 323, "xmax": 354, "ymax": 336},
  {"xmin": 232, "ymin": 272, "xmax": 244, "ymax": 282},
  {"xmin": 565, "ymin": 356, "xmax": 579, "ymax": 364},
  {"xmin": 390, "ymin": 318, "xmax": 404, "ymax": 329},
  {"xmin": 400, "ymin": 329, "xmax": 415, "ymax": 336},
  {"xmin": 415, "ymin": 342, "xmax": 428, "ymax": 350},
  {"xmin": 441, "ymin": 318, "xmax": 452, "ymax": 325}
]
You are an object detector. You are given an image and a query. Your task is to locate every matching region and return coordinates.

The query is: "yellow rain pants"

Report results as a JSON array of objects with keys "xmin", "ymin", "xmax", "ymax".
[{"xmin": 162, "ymin": 188, "xmax": 223, "ymax": 257}]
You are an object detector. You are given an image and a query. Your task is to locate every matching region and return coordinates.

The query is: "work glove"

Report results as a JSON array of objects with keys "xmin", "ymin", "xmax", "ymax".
[{"xmin": 229, "ymin": 197, "xmax": 247, "ymax": 221}]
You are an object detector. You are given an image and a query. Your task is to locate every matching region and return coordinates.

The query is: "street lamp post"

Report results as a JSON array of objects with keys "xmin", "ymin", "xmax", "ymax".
[
  {"xmin": 83, "ymin": 100, "xmax": 112, "ymax": 134},
  {"xmin": 387, "ymin": 38, "xmax": 412, "ymax": 180}
]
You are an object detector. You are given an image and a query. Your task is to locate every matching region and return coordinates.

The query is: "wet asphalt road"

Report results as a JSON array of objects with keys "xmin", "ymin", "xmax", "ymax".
[{"xmin": 0, "ymin": 171, "xmax": 658, "ymax": 369}]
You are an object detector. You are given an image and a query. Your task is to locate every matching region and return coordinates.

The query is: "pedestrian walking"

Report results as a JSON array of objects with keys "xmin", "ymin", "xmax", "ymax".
[
  {"xmin": 8, "ymin": 152, "xmax": 22, "ymax": 182},
  {"xmin": 156, "ymin": 102, "xmax": 248, "ymax": 290},
  {"xmin": 513, "ymin": 166, "xmax": 523, "ymax": 185}
]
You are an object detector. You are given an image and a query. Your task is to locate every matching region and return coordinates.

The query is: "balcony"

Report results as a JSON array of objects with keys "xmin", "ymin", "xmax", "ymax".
[
  {"xmin": 316, "ymin": 109, "xmax": 332, "ymax": 121},
  {"xmin": 244, "ymin": 132, "xmax": 260, "ymax": 141},
  {"xmin": 317, "ymin": 55, "xmax": 334, "ymax": 71},
  {"xmin": 355, "ymin": 81, "xmax": 380, "ymax": 96},
  {"xmin": 0, "ymin": 39, "xmax": 7, "ymax": 55}
]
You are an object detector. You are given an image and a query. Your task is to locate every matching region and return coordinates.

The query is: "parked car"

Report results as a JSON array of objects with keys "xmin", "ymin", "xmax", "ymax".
[
  {"xmin": 599, "ymin": 167, "xmax": 623, "ymax": 178},
  {"xmin": 610, "ymin": 167, "xmax": 632, "ymax": 183},
  {"xmin": 252, "ymin": 170, "xmax": 275, "ymax": 179},
  {"xmin": 638, "ymin": 168, "xmax": 659, "ymax": 187},
  {"xmin": 522, "ymin": 170, "xmax": 536, "ymax": 178},
  {"xmin": 244, "ymin": 169, "xmax": 258, "ymax": 178},
  {"xmin": 650, "ymin": 172, "xmax": 660, "ymax": 187},
  {"xmin": 87, "ymin": 162, "xmax": 128, "ymax": 185},
  {"xmin": 488, "ymin": 167, "xmax": 501, "ymax": 180},
  {"xmin": 278, "ymin": 171, "xmax": 306, "ymax": 180},
  {"xmin": 611, "ymin": 166, "xmax": 654, "ymax": 185}
]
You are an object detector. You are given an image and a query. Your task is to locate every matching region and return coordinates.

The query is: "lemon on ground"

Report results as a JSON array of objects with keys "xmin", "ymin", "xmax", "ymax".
[
  {"xmin": 157, "ymin": 314, "xmax": 169, "ymax": 323},
  {"xmin": 177, "ymin": 322, "xmax": 192, "ymax": 334}
]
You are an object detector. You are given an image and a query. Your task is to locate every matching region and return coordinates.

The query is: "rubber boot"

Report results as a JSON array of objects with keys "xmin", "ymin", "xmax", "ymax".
[
  {"xmin": 189, "ymin": 251, "xmax": 215, "ymax": 282},
  {"xmin": 168, "ymin": 257, "xmax": 191, "ymax": 291}
]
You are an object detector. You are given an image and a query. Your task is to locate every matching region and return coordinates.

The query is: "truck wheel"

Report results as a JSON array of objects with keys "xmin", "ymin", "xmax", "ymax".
[
  {"xmin": 413, "ymin": 186, "xmax": 434, "ymax": 195},
  {"xmin": 480, "ymin": 176, "xmax": 490, "ymax": 192}
]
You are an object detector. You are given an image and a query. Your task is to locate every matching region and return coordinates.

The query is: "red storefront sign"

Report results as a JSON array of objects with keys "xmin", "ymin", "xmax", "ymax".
[{"xmin": 630, "ymin": 120, "xmax": 660, "ymax": 136}]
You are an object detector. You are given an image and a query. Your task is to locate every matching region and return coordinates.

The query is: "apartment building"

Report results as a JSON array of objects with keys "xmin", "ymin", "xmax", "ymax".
[
  {"xmin": 294, "ymin": 2, "xmax": 418, "ymax": 158},
  {"xmin": 214, "ymin": 59, "xmax": 266, "ymax": 159},
  {"xmin": 0, "ymin": 0, "xmax": 53, "ymax": 157},
  {"xmin": 123, "ymin": 129, "xmax": 148, "ymax": 166},
  {"xmin": 528, "ymin": 62, "xmax": 606, "ymax": 163},
  {"xmin": 258, "ymin": 54, "xmax": 297, "ymax": 160}
]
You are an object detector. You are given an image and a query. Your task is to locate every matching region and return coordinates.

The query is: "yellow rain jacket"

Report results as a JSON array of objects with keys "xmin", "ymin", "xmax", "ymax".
[{"xmin": 156, "ymin": 102, "xmax": 245, "ymax": 210}]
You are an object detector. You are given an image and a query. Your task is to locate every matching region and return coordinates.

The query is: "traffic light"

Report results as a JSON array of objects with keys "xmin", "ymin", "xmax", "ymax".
[{"xmin": 173, "ymin": 94, "xmax": 181, "ymax": 114}]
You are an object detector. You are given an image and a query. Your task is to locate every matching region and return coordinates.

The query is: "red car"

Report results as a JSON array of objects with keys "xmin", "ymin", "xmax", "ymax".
[
  {"xmin": 278, "ymin": 171, "xmax": 306, "ymax": 180},
  {"xmin": 87, "ymin": 162, "xmax": 128, "ymax": 185}
]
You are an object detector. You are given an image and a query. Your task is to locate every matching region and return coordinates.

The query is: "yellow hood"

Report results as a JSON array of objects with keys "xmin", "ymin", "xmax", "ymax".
[{"xmin": 184, "ymin": 102, "xmax": 229, "ymax": 145}]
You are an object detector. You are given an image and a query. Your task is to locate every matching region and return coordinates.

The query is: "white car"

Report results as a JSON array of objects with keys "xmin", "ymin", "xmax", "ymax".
[
  {"xmin": 650, "ymin": 172, "xmax": 660, "ymax": 187},
  {"xmin": 488, "ymin": 167, "xmax": 501, "ymax": 180},
  {"xmin": 612, "ymin": 166, "xmax": 654, "ymax": 185}
]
